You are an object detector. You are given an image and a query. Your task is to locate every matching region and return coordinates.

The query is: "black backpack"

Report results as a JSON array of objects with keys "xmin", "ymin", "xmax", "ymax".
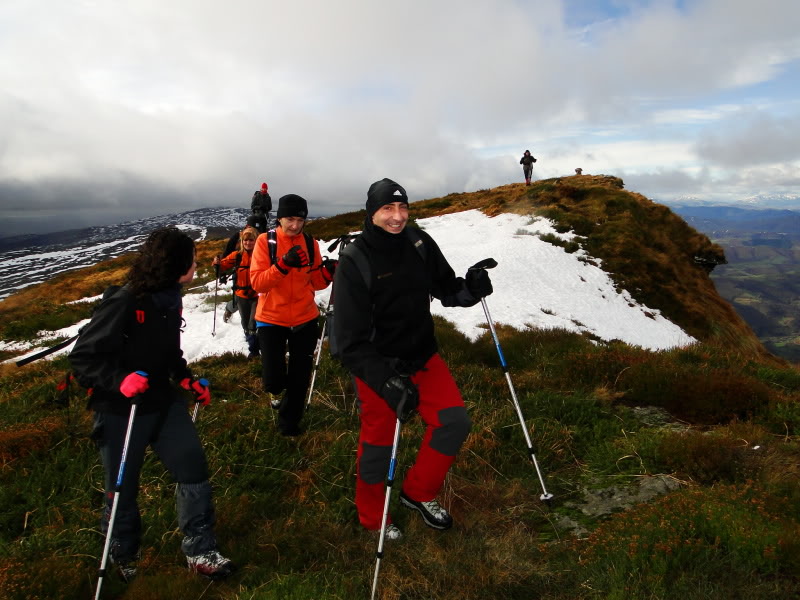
[
  {"xmin": 252, "ymin": 191, "xmax": 272, "ymax": 215},
  {"xmin": 17, "ymin": 284, "xmax": 127, "ymax": 408},
  {"xmin": 16, "ymin": 285, "xmax": 125, "ymax": 368}
]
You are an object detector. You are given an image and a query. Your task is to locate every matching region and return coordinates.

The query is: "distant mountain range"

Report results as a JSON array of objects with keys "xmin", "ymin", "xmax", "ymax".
[
  {"xmin": 0, "ymin": 207, "xmax": 251, "ymax": 299},
  {"xmin": 668, "ymin": 204, "xmax": 799, "ymax": 363},
  {"xmin": 668, "ymin": 205, "xmax": 800, "ymax": 235},
  {"xmin": 662, "ymin": 193, "xmax": 800, "ymax": 211}
]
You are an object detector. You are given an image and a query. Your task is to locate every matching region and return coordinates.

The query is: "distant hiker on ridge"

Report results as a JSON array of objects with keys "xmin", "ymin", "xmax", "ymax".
[
  {"xmin": 332, "ymin": 178, "xmax": 493, "ymax": 540},
  {"xmin": 213, "ymin": 226, "xmax": 260, "ymax": 358},
  {"xmin": 249, "ymin": 194, "xmax": 336, "ymax": 436},
  {"xmin": 520, "ymin": 150, "xmax": 537, "ymax": 185},
  {"xmin": 252, "ymin": 181, "xmax": 272, "ymax": 225},
  {"xmin": 69, "ymin": 227, "xmax": 235, "ymax": 582}
]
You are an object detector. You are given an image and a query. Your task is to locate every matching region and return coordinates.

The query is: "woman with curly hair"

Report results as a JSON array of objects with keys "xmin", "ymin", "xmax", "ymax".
[{"xmin": 70, "ymin": 227, "xmax": 235, "ymax": 583}]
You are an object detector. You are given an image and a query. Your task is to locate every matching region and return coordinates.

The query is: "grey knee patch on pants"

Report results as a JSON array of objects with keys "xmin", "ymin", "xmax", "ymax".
[
  {"xmin": 430, "ymin": 406, "xmax": 471, "ymax": 456},
  {"xmin": 177, "ymin": 480, "xmax": 217, "ymax": 556},
  {"xmin": 359, "ymin": 442, "xmax": 392, "ymax": 485}
]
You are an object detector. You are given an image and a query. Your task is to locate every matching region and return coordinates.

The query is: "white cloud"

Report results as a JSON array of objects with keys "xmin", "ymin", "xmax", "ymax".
[{"xmin": 1, "ymin": 0, "xmax": 799, "ymax": 236}]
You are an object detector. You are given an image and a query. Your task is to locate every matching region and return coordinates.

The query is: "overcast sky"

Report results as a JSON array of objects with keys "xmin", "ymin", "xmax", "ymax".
[{"xmin": 1, "ymin": 0, "xmax": 799, "ymax": 237}]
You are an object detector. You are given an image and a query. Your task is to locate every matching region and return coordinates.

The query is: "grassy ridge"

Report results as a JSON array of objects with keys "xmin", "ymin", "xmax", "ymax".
[{"xmin": 1, "ymin": 179, "xmax": 799, "ymax": 599}]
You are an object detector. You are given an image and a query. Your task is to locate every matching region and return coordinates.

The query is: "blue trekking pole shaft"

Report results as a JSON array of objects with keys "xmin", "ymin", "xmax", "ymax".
[
  {"xmin": 472, "ymin": 273, "xmax": 554, "ymax": 502},
  {"xmin": 95, "ymin": 398, "xmax": 140, "ymax": 600},
  {"xmin": 370, "ymin": 416, "xmax": 402, "ymax": 600}
]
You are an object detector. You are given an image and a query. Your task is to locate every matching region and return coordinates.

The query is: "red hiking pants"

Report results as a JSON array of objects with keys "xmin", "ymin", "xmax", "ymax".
[{"xmin": 354, "ymin": 353, "xmax": 471, "ymax": 530}]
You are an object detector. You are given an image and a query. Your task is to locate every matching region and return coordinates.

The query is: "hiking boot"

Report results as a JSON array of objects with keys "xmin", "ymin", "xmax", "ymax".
[
  {"xmin": 223, "ymin": 309, "xmax": 232, "ymax": 323},
  {"xmin": 399, "ymin": 491, "xmax": 453, "ymax": 530},
  {"xmin": 110, "ymin": 555, "xmax": 137, "ymax": 583},
  {"xmin": 270, "ymin": 396, "xmax": 281, "ymax": 410},
  {"xmin": 186, "ymin": 549, "xmax": 235, "ymax": 580}
]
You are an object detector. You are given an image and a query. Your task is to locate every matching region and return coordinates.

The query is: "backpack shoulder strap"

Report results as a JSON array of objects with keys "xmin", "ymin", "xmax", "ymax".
[
  {"xmin": 341, "ymin": 240, "xmax": 372, "ymax": 290},
  {"xmin": 267, "ymin": 229, "xmax": 278, "ymax": 265},
  {"xmin": 303, "ymin": 232, "xmax": 315, "ymax": 265},
  {"xmin": 405, "ymin": 227, "xmax": 427, "ymax": 263},
  {"xmin": 231, "ymin": 252, "xmax": 242, "ymax": 291}
]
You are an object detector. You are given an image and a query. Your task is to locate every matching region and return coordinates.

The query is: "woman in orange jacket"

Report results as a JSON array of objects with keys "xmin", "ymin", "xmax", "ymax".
[
  {"xmin": 213, "ymin": 226, "xmax": 260, "ymax": 358},
  {"xmin": 249, "ymin": 194, "xmax": 335, "ymax": 436}
]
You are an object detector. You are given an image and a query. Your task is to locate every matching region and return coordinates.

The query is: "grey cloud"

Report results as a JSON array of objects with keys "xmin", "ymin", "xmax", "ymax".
[
  {"xmin": 1, "ymin": 0, "xmax": 799, "ymax": 235},
  {"xmin": 693, "ymin": 111, "xmax": 800, "ymax": 168}
]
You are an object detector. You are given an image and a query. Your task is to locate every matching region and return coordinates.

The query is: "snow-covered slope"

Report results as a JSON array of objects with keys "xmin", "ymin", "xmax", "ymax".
[{"xmin": 5, "ymin": 209, "xmax": 694, "ymax": 367}]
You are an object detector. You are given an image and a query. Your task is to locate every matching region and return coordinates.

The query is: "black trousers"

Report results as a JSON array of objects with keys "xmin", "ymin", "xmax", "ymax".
[
  {"xmin": 257, "ymin": 318, "xmax": 318, "ymax": 434},
  {"xmin": 94, "ymin": 396, "xmax": 216, "ymax": 561},
  {"xmin": 236, "ymin": 296, "xmax": 259, "ymax": 354}
]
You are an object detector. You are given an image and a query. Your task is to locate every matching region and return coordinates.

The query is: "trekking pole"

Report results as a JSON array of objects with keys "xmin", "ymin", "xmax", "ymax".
[
  {"xmin": 212, "ymin": 258, "xmax": 220, "ymax": 336},
  {"xmin": 469, "ymin": 259, "xmax": 554, "ymax": 502},
  {"xmin": 305, "ymin": 304, "xmax": 329, "ymax": 409},
  {"xmin": 94, "ymin": 375, "xmax": 146, "ymax": 600},
  {"xmin": 370, "ymin": 415, "xmax": 402, "ymax": 600}
]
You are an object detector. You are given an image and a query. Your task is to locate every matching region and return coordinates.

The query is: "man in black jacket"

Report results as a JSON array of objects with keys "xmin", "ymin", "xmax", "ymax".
[{"xmin": 332, "ymin": 178, "xmax": 493, "ymax": 540}]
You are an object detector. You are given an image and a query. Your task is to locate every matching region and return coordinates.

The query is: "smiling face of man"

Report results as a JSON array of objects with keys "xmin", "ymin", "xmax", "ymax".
[{"xmin": 371, "ymin": 201, "xmax": 409, "ymax": 234}]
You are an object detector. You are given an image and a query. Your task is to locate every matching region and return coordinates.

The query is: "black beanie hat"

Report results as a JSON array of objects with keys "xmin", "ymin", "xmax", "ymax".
[
  {"xmin": 366, "ymin": 178, "xmax": 408, "ymax": 218},
  {"xmin": 276, "ymin": 194, "xmax": 308, "ymax": 219}
]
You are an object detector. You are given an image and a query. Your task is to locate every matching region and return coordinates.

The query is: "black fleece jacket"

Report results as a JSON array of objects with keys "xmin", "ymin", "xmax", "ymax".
[
  {"xmin": 332, "ymin": 222, "xmax": 478, "ymax": 395},
  {"xmin": 69, "ymin": 285, "xmax": 192, "ymax": 414}
]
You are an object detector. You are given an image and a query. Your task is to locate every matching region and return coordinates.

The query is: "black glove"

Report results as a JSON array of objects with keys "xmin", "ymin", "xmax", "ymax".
[
  {"xmin": 380, "ymin": 376, "xmax": 419, "ymax": 423},
  {"xmin": 466, "ymin": 268, "xmax": 493, "ymax": 299},
  {"xmin": 321, "ymin": 258, "xmax": 338, "ymax": 280},
  {"xmin": 278, "ymin": 245, "xmax": 309, "ymax": 270}
]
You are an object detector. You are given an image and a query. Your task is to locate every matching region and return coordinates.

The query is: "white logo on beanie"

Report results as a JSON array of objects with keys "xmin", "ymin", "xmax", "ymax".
[{"xmin": 393, "ymin": 190, "xmax": 403, "ymax": 196}]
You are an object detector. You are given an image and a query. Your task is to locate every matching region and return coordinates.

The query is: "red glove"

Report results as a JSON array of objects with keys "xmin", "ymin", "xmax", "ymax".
[
  {"xmin": 181, "ymin": 377, "xmax": 211, "ymax": 405},
  {"xmin": 277, "ymin": 245, "xmax": 308, "ymax": 271},
  {"xmin": 120, "ymin": 371, "xmax": 149, "ymax": 398}
]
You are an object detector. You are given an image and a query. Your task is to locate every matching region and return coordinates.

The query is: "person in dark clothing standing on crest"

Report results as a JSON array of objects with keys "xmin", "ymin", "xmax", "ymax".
[
  {"xmin": 520, "ymin": 149, "xmax": 537, "ymax": 185},
  {"xmin": 69, "ymin": 227, "xmax": 235, "ymax": 582},
  {"xmin": 332, "ymin": 178, "xmax": 493, "ymax": 540},
  {"xmin": 252, "ymin": 182, "xmax": 272, "ymax": 223}
]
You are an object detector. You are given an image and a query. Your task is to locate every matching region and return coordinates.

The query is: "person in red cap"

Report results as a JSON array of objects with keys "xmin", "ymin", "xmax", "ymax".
[{"xmin": 251, "ymin": 182, "xmax": 272, "ymax": 219}]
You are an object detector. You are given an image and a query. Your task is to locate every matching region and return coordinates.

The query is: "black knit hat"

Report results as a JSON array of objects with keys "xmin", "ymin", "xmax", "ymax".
[
  {"xmin": 366, "ymin": 178, "xmax": 408, "ymax": 218},
  {"xmin": 276, "ymin": 194, "xmax": 308, "ymax": 219}
]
